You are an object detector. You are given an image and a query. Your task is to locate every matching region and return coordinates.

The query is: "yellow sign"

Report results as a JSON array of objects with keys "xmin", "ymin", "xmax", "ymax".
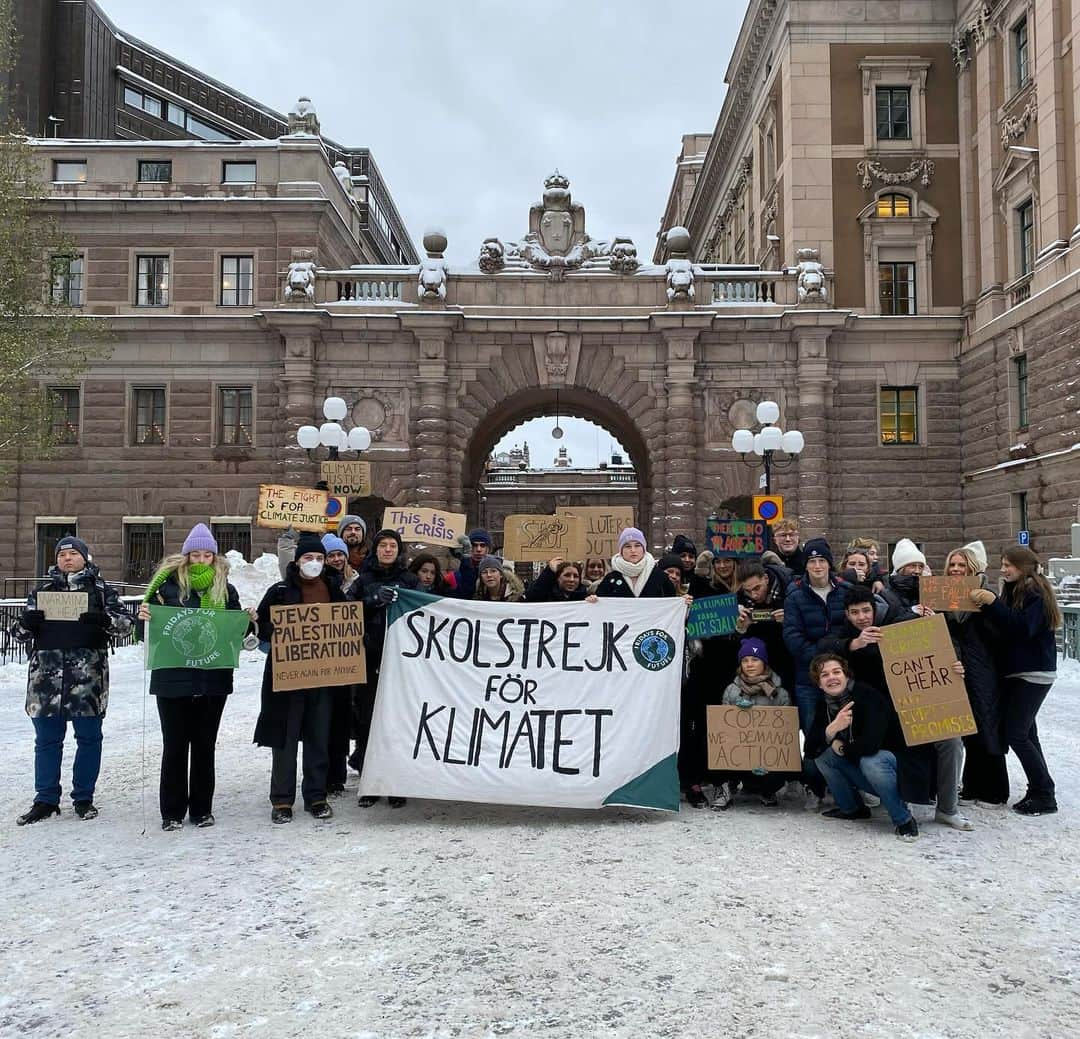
[
  {"xmin": 256, "ymin": 484, "xmax": 330, "ymax": 532},
  {"xmin": 752, "ymin": 495, "xmax": 784, "ymax": 523},
  {"xmin": 320, "ymin": 461, "xmax": 372, "ymax": 498}
]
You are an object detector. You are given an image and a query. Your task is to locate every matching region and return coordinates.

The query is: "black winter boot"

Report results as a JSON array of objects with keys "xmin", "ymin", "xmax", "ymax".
[
  {"xmin": 17, "ymin": 802, "xmax": 60, "ymax": 826},
  {"xmin": 73, "ymin": 801, "xmax": 98, "ymax": 820}
]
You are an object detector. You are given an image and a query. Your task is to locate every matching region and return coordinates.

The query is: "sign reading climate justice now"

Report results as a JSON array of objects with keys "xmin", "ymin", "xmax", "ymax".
[
  {"xmin": 270, "ymin": 602, "xmax": 366, "ymax": 691},
  {"xmin": 359, "ymin": 590, "xmax": 685, "ymax": 811},
  {"xmin": 145, "ymin": 606, "xmax": 250, "ymax": 671}
]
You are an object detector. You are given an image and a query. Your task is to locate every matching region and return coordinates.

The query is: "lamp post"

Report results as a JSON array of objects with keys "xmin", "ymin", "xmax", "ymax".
[
  {"xmin": 731, "ymin": 400, "xmax": 804, "ymax": 494},
  {"xmin": 296, "ymin": 396, "xmax": 371, "ymax": 460}
]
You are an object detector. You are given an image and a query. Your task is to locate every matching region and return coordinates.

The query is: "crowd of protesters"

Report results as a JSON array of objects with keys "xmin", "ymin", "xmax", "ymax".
[{"xmin": 10, "ymin": 514, "xmax": 1062, "ymax": 839}]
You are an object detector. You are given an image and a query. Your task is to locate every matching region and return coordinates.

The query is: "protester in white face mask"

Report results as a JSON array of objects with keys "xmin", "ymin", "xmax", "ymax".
[{"xmin": 253, "ymin": 534, "xmax": 346, "ymax": 825}]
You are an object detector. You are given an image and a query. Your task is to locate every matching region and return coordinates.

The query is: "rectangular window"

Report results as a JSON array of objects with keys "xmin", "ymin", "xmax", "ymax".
[
  {"xmin": 220, "ymin": 255, "xmax": 254, "ymax": 306},
  {"xmin": 880, "ymin": 386, "xmax": 919, "ymax": 445},
  {"xmin": 167, "ymin": 102, "xmax": 185, "ymax": 127},
  {"xmin": 222, "ymin": 161, "xmax": 257, "ymax": 183},
  {"xmin": 1015, "ymin": 491, "xmax": 1029, "ymax": 535},
  {"xmin": 36, "ymin": 521, "xmax": 77, "ymax": 578},
  {"xmin": 1014, "ymin": 18, "xmax": 1030, "ymax": 89},
  {"xmin": 53, "ymin": 160, "xmax": 87, "ymax": 182},
  {"xmin": 48, "ymin": 387, "xmax": 80, "ymax": 445},
  {"xmin": 189, "ymin": 117, "xmax": 233, "ymax": 143},
  {"xmin": 137, "ymin": 160, "xmax": 172, "ymax": 183},
  {"xmin": 123, "ymin": 85, "xmax": 143, "ymax": 109},
  {"xmin": 132, "ymin": 387, "xmax": 166, "ymax": 445},
  {"xmin": 136, "ymin": 255, "xmax": 169, "ymax": 306},
  {"xmin": 878, "ymin": 261, "xmax": 916, "ymax": 315},
  {"xmin": 1017, "ymin": 199, "xmax": 1035, "ymax": 276},
  {"xmin": 211, "ymin": 521, "xmax": 252, "ymax": 560},
  {"xmin": 51, "ymin": 255, "xmax": 84, "ymax": 305},
  {"xmin": 1015, "ymin": 355, "xmax": 1029, "ymax": 428},
  {"xmin": 123, "ymin": 522, "xmax": 165, "ymax": 584},
  {"xmin": 143, "ymin": 95, "xmax": 161, "ymax": 118},
  {"xmin": 217, "ymin": 386, "xmax": 253, "ymax": 445},
  {"xmin": 875, "ymin": 87, "xmax": 911, "ymax": 140}
]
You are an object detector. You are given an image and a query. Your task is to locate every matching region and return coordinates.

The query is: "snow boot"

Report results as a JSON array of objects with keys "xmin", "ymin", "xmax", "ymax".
[
  {"xmin": 685, "ymin": 785, "xmax": 707, "ymax": 809},
  {"xmin": 271, "ymin": 806, "xmax": 293, "ymax": 824},
  {"xmin": 161, "ymin": 818, "xmax": 183, "ymax": 832},
  {"xmin": 711, "ymin": 782, "xmax": 735, "ymax": 811},
  {"xmin": 1013, "ymin": 795, "xmax": 1058, "ymax": 816},
  {"xmin": 17, "ymin": 802, "xmax": 60, "ymax": 826},
  {"xmin": 358, "ymin": 795, "xmax": 380, "ymax": 808},
  {"xmin": 192, "ymin": 813, "xmax": 215, "ymax": 828},
  {"xmin": 895, "ymin": 817, "xmax": 920, "ymax": 841},
  {"xmin": 73, "ymin": 801, "xmax": 98, "ymax": 820}
]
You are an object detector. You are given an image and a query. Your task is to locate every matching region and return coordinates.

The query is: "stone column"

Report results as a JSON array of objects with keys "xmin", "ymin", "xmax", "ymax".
[
  {"xmin": 792, "ymin": 325, "xmax": 833, "ymax": 539},
  {"xmin": 281, "ymin": 333, "xmax": 316, "ymax": 485},
  {"xmin": 1034, "ymin": 0, "xmax": 1070, "ymax": 265},
  {"xmin": 974, "ymin": 31, "xmax": 1006, "ymax": 320}
]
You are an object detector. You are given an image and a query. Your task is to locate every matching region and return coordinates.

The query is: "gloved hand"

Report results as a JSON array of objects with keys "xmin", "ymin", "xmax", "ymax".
[
  {"xmin": 78, "ymin": 611, "xmax": 111, "ymax": 629},
  {"xmin": 735, "ymin": 697, "xmax": 754, "ymax": 709},
  {"xmin": 694, "ymin": 550, "xmax": 714, "ymax": 577},
  {"xmin": 377, "ymin": 586, "xmax": 399, "ymax": 605},
  {"xmin": 20, "ymin": 609, "xmax": 45, "ymax": 632},
  {"xmin": 448, "ymin": 533, "xmax": 471, "ymax": 561}
]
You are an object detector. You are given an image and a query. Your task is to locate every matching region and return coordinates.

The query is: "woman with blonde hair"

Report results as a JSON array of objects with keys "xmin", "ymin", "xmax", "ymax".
[
  {"xmin": 970, "ymin": 546, "xmax": 1062, "ymax": 816},
  {"xmin": 138, "ymin": 524, "xmax": 254, "ymax": 830}
]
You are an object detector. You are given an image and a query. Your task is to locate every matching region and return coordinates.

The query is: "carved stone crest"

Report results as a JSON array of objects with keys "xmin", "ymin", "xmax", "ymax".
[{"xmin": 856, "ymin": 158, "xmax": 934, "ymax": 190}]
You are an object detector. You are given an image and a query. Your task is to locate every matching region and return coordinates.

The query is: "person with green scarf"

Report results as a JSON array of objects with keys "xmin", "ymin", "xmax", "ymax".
[{"xmin": 137, "ymin": 524, "xmax": 254, "ymax": 831}]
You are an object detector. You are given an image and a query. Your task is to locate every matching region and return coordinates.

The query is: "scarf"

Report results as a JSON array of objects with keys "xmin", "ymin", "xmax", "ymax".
[
  {"xmin": 735, "ymin": 670, "xmax": 778, "ymax": 700},
  {"xmin": 824, "ymin": 680, "xmax": 856, "ymax": 739},
  {"xmin": 144, "ymin": 563, "xmax": 225, "ymax": 610},
  {"xmin": 610, "ymin": 551, "xmax": 657, "ymax": 596}
]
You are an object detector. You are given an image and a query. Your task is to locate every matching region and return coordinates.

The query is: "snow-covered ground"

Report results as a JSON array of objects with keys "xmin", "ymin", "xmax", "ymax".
[{"xmin": 1, "ymin": 603, "xmax": 1077, "ymax": 1036}]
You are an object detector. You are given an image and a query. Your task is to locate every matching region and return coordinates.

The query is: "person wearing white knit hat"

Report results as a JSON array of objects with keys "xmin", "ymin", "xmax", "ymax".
[{"xmin": 890, "ymin": 537, "xmax": 927, "ymax": 575}]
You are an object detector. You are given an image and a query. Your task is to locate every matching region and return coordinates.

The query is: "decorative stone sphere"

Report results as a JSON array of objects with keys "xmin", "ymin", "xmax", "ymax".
[
  {"xmin": 423, "ymin": 229, "xmax": 448, "ymax": 255},
  {"xmin": 665, "ymin": 226, "xmax": 692, "ymax": 253}
]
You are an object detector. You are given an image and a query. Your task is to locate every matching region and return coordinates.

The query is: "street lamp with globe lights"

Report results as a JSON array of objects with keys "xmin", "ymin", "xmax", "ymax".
[
  {"xmin": 731, "ymin": 400, "xmax": 804, "ymax": 494},
  {"xmin": 296, "ymin": 396, "xmax": 371, "ymax": 460}
]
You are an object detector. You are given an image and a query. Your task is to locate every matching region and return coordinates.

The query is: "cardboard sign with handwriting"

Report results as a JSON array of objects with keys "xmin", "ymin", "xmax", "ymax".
[
  {"xmin": 382, "ymin": 507, "xmax": 467, "ymax": 547},
  {"xmin": 919, "ymin": 575, "xmax": 981, "ymax": 613},
  {"xmin": 321, "ymin": 461, "xmax": 372, "ymax": 498},
  {"xmin": 502, "ymin": 514, "xmax": 587, "ymax": 563},
  {"xmin": 256, "ymin": 484, "xmax": 330, "ymax": 532},
  {"xmin": 686, "ymin": 594, "xmax": 739, "ymax": 639},
  {"xmin": 270, "ymin": 601, "xmax": 366, "ymax": 691},
  {"xmin": 556, "ymin": 507, "xmax": 635, "ymax": 560},
  {"xmin": 37, "ymin": 591, "xmax": 89, "ymax": 622},
  {"xmin": 706, "ymin": 705, "xmax": 801, "ymax": 772},
  {"xmin": 879, "ymin": 614, "xmax": 978, "ymax": 746},
  {"xmin": 705, "ymin": 518, "xmax": 769, "ymax": 557}
]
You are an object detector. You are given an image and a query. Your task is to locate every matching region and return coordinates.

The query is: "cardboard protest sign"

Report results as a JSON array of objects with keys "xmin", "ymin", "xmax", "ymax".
[
  {"xmin": 358, "ymin": 590, "xmax": 685, "ymax": 811},
  {"xmin": 502, "ymin": 514, "xmax": 587, "ymax": 563},
  {"xmin": 145, "ymin": 606, "xmax": 250, "ymax": 670},
  {"xmin": 270, "ymin": 602, "xmax": 366, "ymax": 691},
  {"xmin": 36, "ymin": 591, "xmax": 88, "ymax": 622},
  {"xmin": 706, "ymin": 518, "xmax": 769, "ymax": 557},
  {"xmin": 556, "ymin": 507, "xmax": 636, "ymax": 560},
  {"xmin": 382, "ymin": 506, "xmax": 468, "ymax": 547},
  {"xmin": 685, "ymin": 594, "xmax": 739, "ymax": 639},
  {"xmin": 256, "ymin": 484, "xmax": 331, "ymax": 532},
  {"xmin": 321, "ymin": 460, "xmax": 372, "ymax": 498},
  {"xmin": 706, "ymin": 705, "xmax": 801, "ymax": 772},
  {"xmin": 919, "ymin": 576, "xmax": 981, "ymax": 613},
  {"xmin": 879, "ymin": 614, "xmax": 978, "ymax": 746}
]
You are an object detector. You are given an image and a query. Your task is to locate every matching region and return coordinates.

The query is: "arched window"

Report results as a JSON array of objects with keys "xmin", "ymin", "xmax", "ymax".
[{"xmin": 876, "ymin": 193, "xmax": 912, "ymax": 218}]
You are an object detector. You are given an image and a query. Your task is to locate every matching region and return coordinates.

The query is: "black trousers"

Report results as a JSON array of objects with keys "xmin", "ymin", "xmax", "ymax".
[
  {"xmin": 350, "ymin": 677, "xmax": 379, "ymax": 776},
  {"xmin": 269, "ymin": 689, "xmax": 331, "ymax": 808},
  {"xmin": 1002, "ymin": 678, "xmax": 1055, "ymax": 797},
  {"xmin": 960, "ymin": 733, "xmax": 1010, "ymax": 804},
  {"xmin": 327, "ymin": 687, "xmax": 352, "ymax": 787},
  {"xmin": 156, "ymin": 695, "xmax": 228, "ymax": 822}
]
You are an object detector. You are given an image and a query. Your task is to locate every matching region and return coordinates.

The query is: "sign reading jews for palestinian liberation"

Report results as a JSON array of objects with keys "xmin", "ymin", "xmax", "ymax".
[
  {"xmin": 270, "ymin": 602, "xmax": 366, "ymax": 691},
  {"xmin": 502, "ymin": 514, "xmax": 588, "ymax": 563},
  {"xmin": 879, "ymin": 614, "xmax": 978, "ymax": 747},
  {"xmin": 321, "ymin": 460, "xmax": 372, "ymax": 498},
  {"xmin": 37, "ymin": 591, "xmax": 89, "ymax": 622},
  {"xmin": 685, "ymin": 594, "xmax": 739, "ymax": 639},
  {"xmin": 382, "ymin": 506, "xmax": 468, "ymax": 547},
  {"xmin": 705, "ymin": 518, "xmax": 769, "ymax": 557},
  {"xmin": 145, "ymin": 606, "xmax": 250, "ymax": 671},
  {"xmin": 919, "ymin": 575, "xmax": 981, "ymax": 613},
  {"xmin": 556, "ymin": 507, "xmax": 635, "ymax": 560},
  {"xmin": 358, "ymin": 590, "xmax": 685, "ymax": 811},
  {"xmin": 256, "ymin": 484, "xmax": 330, "ymax": 532},
  {"xmin": 706, "ymin": 706, "xmax": 801, "ymax": 772}
]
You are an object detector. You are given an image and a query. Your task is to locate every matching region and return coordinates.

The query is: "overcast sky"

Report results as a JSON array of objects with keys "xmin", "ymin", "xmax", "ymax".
[{"xmin": 99, "ymin": 0, "xmax": 747, "ymax": 265}]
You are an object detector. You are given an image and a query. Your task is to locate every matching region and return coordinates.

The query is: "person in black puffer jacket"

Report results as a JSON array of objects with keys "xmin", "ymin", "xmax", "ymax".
[
  {"xmin": 523, "ymin": 558, "xmax": 588, "ymax": 603},
  {"xmin": 138, "ymin": 524, "xmax": 254, "ymax": 831},
  {"xmin": 348, "ymin": 528, "xmax": 420, "ymax": 808}
]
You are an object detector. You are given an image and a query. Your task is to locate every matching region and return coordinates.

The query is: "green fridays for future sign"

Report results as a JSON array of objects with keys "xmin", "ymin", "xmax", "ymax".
[{"xmin": 145, "ymin": 606, "xmax": 250, "ymax": 671}]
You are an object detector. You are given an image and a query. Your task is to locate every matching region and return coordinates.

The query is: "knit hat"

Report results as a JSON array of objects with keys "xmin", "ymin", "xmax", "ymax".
[
  {"xmin": 738, "ymin": 637, "xmax": 769, "ymax": 663},
  {"xmin": 294, "ymin": 533, "xmax": 326, "ymax": 561},
  {"xmin": 672, "ymin": 534, "xmax": 697, "ymax": 556},
  {"xmin": 478, "ymin": 555, "xmax": 505, "ymax": 574},
  {"xmin": 803, "ymin": 538, "xmax": 833, "ymax": 569},
  {"xmin": 618, "ymin": 527, "xmax": 647, "ymax": 551},
  {"xmin": 467, "ymin": 528, "xmax": 493, "ymax": 547},
  {"xmin": 954, "ymin": 539, "xmax": 988, "ymax": 574},
  {"xmin": 891, "ymin": 537, "xmax": 927, "ymax": 574},
  {"xmin": 370, "ymin": 528, "xmax": 404, "ymax": 557},
  {"xmin": 181, "ymin": 523, "xmax": 218, "ymax": 556},
  {"xmin": 55, "ymin": 535, "xmax": 90, "ymax": 563},
  {"xmin": 660, "ymin": 552, "xmax": 684, "ymax": 572},
  {"xmin": 337, "ymin": 514, "xmax": 367, "ymax": 538},
  {"xmin": 321, "ymin": 533, "xmax": 348, "ymax": 556}
]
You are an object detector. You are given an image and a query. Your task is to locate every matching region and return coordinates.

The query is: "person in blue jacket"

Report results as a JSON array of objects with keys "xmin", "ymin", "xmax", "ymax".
[{"xmin": 969, "ymin": 546, "xmax": 1061, "ymax": 816}]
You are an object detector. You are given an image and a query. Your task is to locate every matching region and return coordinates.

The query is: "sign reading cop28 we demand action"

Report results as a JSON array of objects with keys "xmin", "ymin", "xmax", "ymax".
[{"xmin": 359, "ymin": 590, "xmax": 685, "ymax": 811}]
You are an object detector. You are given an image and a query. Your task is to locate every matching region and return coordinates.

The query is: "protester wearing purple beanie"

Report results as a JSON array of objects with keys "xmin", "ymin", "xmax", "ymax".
[{"xmin": 589, "ymin": 527, "xmax": 676, "ymax": 599}]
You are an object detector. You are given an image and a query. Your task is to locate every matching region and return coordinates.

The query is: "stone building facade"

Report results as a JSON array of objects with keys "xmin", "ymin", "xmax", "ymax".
[{"xmin": 656, "ymin": 0, "xmax": 1080, "ymax": 562}]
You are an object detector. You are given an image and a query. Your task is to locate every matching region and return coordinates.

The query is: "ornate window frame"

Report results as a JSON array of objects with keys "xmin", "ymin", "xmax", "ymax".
[
  {"xmin": 857, "ymin": 189, "xmax": 939, "ymax": 313},
  {"xmin": 859, "ymin": 56, "xmax": 931, "ymax": 154}
]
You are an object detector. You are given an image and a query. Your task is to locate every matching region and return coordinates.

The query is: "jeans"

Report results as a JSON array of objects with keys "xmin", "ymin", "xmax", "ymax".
[
  {"xmin": 815, "ymin": 747, "xmax": 912, "ymax": 826},
  {"xmin": 156, "ymin": 695, "xmax": 227, "ymax": 822},
  {"xmin": 792, "ymin": 682, "xmax": 822, "ymax": 736},
  {"xmin": 934, "ymin": 737, "xmax": 963, "ymax": 815},
  {"xmin": 269, "ymin": 690, "xmax": 331, "ymax": 808},
  {"xmin": 1002, "ymin": 678, "xmax": 1055, "ymax": 797},
  {"xmin": 32, "ymin": 714, "xmax": 103, "ymax": 806}
]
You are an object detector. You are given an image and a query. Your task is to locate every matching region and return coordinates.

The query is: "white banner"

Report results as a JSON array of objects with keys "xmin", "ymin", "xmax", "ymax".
[{"xmin": 359, "ymin": 590, "xmax": 685, "ymax": 811}]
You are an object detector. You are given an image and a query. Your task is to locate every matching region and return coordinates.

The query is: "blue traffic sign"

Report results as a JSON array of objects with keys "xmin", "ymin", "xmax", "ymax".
[{"xmin": 1017, "ymin": 530, "xmax": 1030, "ymax": 546}]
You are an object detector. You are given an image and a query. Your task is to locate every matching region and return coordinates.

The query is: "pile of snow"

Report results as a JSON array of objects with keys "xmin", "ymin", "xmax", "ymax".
[{"xmin": 224, "ymin": 550, "xmax": 281, "ymax": 608}]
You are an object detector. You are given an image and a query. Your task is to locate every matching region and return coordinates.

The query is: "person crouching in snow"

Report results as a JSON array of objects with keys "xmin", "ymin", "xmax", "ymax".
[
  {"xmin": 712, "ymin": 638, "xmax": 796, "ymax": 810},
  {"xmin": 138, "ymin": 524, "xmax": 255, "ymax": 831},
  {"xmin": 13, "ymin": 536, "xmax": 132, "ymax": 825},
  {"xmin": 254, "ymin": 534, "xmax": 345, "ymax": 824}
]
